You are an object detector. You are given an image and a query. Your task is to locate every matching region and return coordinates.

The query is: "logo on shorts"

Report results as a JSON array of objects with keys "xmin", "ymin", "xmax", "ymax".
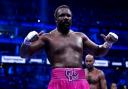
[{"xmin": 65, "ymin": 69, "xmax": 79, "ymax": 81}]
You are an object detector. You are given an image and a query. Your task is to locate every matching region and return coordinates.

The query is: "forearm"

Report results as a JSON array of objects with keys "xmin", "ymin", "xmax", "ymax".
[
  {"xmin": 20, "ymin": 31, "xmax": 45, "ymax": 58},
  {"xmin": 95, "ymin": 42, "xmax": 113, "ymax": 57},
  {"xmin": 20, "ymin": 43, "xmax": 32, "ymax": 58},
  {"xmin": 20, "ymin": 40, "xmax": 43, "ymax": 58}
]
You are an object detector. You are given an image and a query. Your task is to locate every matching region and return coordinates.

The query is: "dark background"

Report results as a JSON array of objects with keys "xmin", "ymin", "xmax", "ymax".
[{"xmin": 0, "ymin": 0, "xmax": 128, "ymax": 89}]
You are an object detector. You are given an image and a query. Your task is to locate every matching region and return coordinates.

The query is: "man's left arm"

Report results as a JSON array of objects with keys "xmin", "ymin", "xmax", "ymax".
[
  {"xmin": 99, "ymin": 71, "xmax": 107, "ymax": 89},
  {"xmin": 82, "ymin": 32, "xmax": 118, "ymax": 57},
  {"xmin": 97, "ymin": 32, "xmax": 118, "ymax": 56}
]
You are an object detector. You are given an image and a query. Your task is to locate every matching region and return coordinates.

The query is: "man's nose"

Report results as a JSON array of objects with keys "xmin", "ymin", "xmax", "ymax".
[
  {"xmin": 64, "ymin": 16, "xmax": 68, "ymax": 20},
  {"xmin": 86, "ymin": 63, "xmax": 89, "ymax": 65}
]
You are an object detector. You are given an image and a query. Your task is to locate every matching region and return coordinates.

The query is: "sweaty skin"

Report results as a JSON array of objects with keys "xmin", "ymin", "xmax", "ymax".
[
  {"xmin": 21, "ymin": 28, "xmax": 99, "ymax": 68},
  {"xmin": 20, "ymin": 7, "xmax": 114, "ymax": 68},
  {"xmin": 43, "ymin": 30, "xmax": 84, "ymax": 68},
  {"xmin": 85, "ymin": 54, "xmax": 107, "ymax": 89}
]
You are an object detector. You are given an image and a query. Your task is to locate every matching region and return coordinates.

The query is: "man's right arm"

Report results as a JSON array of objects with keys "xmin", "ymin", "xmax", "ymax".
[
  {"xmin": 81, "ymin": 32, "xmax": 118, "ymax": 57},
  {"xmin": 20, "ymin": 31, "xmax": 45, "ymax": 58},
  {"xmin": 99, "ymin": 71, "xmax": 107, "ymax": 89}
]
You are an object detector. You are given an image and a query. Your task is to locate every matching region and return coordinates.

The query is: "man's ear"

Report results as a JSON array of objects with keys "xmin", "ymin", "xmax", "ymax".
[
  {"xmin": 55, "ymin": 18, "xmax": 58, "ymax": 23},
  {"xmin": 55, "ymin": 19, "xmax": 57, "ymax": 23}
]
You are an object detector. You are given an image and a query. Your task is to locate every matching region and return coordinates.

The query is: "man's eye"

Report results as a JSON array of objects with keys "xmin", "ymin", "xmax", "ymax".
[
  {"xmin": 67, "ymin": 14, "xmax": 71, "ymax": 17},
  {"xmin": 59, "ymin": 14, "xmax": 64, "ymax": 17}
]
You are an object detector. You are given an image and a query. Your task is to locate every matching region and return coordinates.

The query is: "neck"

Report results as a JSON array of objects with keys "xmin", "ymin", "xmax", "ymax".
[
  {"xmin": 88, "ymin": 67, "xmax": 94, "ymax": 72},
  {"xmin": 57, "ymin": 25, "xmax": 70, "ymax": 35}
]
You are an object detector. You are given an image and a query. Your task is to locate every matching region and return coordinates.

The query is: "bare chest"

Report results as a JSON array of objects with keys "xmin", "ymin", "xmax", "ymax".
[
  {"xmin": 48, "ymin": 34, "xmax": 83, "ymax": 51},
  {"xmin": 88, "ymin": 71, "xmax": 100, "ymax": 84}
]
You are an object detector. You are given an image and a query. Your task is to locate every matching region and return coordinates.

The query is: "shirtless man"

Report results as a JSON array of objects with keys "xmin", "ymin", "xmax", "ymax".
[
  {"xmin": 85, "ymin": 54, "xmax": 107, "ymax": 89},
  {"xmin": 20, "ymin": 5, "xmax": 118, "ymax": 89},
  {"xmin": 111, "ymin": 82, "xmax": 117, "ymax": 89}
]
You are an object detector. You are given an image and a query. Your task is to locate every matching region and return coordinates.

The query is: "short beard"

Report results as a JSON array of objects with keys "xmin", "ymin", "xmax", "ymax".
[
  {"xmin": 57, "ymin": 21, "xmax": 71, "ymax": 34},
  {"xmin": 86, "ymin": 65, "xmax": 94, "ymax": 71}
]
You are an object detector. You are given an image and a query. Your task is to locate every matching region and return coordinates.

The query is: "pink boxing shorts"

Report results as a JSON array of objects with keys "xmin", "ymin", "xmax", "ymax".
[{"xmin": 48, "ymin": 68, "xmax": 90, "ymax": 89}]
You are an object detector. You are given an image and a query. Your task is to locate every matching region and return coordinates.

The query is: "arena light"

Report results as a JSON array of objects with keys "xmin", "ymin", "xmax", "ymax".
[
  {"xmin": 125, "ymin": 61, "xmax": 128, "ymax": 68},
  {"xmin": 112, "ymin": 62, "xmax": 122, "ymax": 66},
  {"xmin": 94, "ymin": 60, "xmax": 109, "ymax": 67},
  {"xmin": 1, "ymin": 56, "xmax": 43, "ymax": 64},
  {"xmin": 29, "ymin": 58, "xmax": 42, "ymax": 63},
  {"xmin": 46, "ymin": 58, "xmax": 50, "ymax": 64},
  {"xmin": 1, "ymin": 56, "xmax": 26, "ymax": 64}
]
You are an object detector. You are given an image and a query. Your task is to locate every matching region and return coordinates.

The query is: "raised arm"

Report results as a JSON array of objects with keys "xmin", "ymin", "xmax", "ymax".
[
  {"xmin": 20, "ymin": 31, "xmax": 46, "ymax": 58},
  {"xmin": 81, "ymin": 32, "xmax": 118, "ymax": 57}
]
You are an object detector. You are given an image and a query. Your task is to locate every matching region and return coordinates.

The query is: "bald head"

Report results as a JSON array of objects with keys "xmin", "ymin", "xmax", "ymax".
[
  {"xmin": 85, "ymin": 54, "xmax": 95, "ymax": 69},
  {"xmin": 111, "ymin": 83, "xmax": 117, "ymax": 89},
  {"xmin": 85, "ymin": 54, "xmax": 94, "ymax": 60}
]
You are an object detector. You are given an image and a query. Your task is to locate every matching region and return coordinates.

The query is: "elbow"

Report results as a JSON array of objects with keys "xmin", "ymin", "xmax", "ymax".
[
  {"xmin": 20, "ymin": 49, "xmax": 32, "ymax": 58},
  {"xmin": 20, "ymin": 51, "xmax": 32, "ymax": 58},
  {"xmin": 20, "ymin": 53, "xmax": 26, "ymax": 58},
  {"xmin": 20, "ymin": 50, "xmax": 27, "ymax": 58},
  {"xmin": 20, "ymin": 46, "xmax": 26, "ymax": 58},
  {"xmin": 94, "ymin": 48, "xmax": 109, "ymax": 57},
  {"xmin": 20, "ymin": 44, "xmax": 31, "ymax": 58},
  {"xmin": 90, "ymin": 48, "xmax": 108, "ymax": 57}
]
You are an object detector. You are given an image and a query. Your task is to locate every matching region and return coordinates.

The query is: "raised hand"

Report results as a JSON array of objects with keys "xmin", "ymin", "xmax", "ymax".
[
  {"xmin": 100, "ymin": 32, "xmax": 118, "ymax": 43},
  {"xmin": 24, "ymin": 31, "xmax": 39, "ymax": 43}
]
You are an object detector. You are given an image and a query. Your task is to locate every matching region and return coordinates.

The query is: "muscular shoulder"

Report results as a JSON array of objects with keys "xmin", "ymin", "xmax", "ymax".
[
  {"xmin": 38, "ymin": 31, "xmax": 53, "ymax": 42},
  {"xmin": 96, "ymin": 68, "xmax": 105, "ymax": 78},
  {"xmin": 49, "ymin": 29, "xmax": 56, "ymax": 34},
  {"xmin": 39, "ymin": 33, "xmax": 48, "ymax": 39},
  {"xmin": 39, "ymin": 29, "xmax": 56, "ymax": 37},
  {"xmin": 73, "ymin": 32, "xmax": 88, "ymax": 39},
  {"xmin": 95, "ymin": 68, "xmax": 104, "ymax": 74},
  {"xmin": 73, "ymin": 32, "xmax": 85, "ymax": 36}
]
